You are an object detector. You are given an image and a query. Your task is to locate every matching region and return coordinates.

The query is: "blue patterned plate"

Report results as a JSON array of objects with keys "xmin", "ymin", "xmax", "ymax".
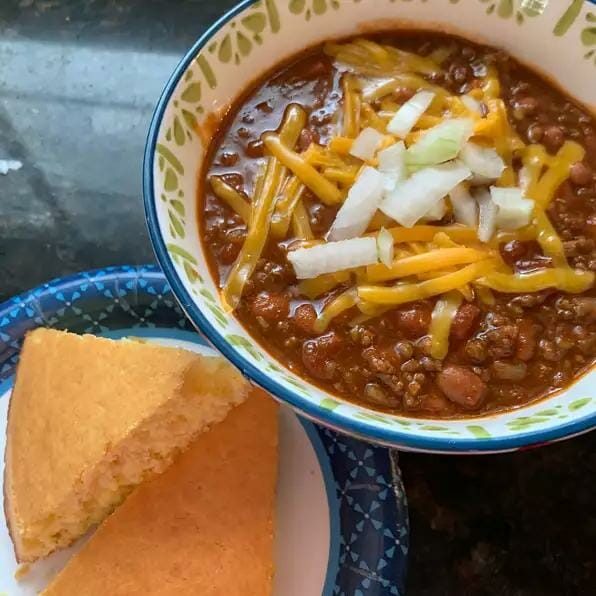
[{"xmin": 0, "ymin": 266, "xmax": 408, "ymax": 595}]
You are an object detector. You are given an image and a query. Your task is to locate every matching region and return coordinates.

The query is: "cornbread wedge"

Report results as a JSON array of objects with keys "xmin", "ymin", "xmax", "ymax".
[
  {"xmin": 42, "ymin": 391, "xmax": 278, "ymax": 596},
  {"xmin": 4, "ymin": 328, "xmax": 250, "ymax": 563}
]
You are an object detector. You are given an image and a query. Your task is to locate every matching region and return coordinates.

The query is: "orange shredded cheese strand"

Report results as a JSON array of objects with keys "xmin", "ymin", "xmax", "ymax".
[
  {"xmin": 291, "ymin": 199, "xmax": 314, "ymax": 240},
  {"xmin": 429, "ymin": 291, "xmax": 463, "ymax": 359},
  {"xmin": 379, "ymin": 225, "xmax": 479, "ymax": 245},
  {"xmin": 271, "ymin": 176, "xmax": 305, "ymax": 239},
  {"xmin": 222, "ymin": 158, "xmax": 283, "ymax": 311},
  {"xmin": 533, "ymin": 141, "xmax": 585, "ymax": 208},
  {"xmin": 533, "ymin": 207, "xmax": 568, "ymax": 268},
  {"xmin": 478, "ymin": 269, "xmax": 594, "ymax": 294},
  {"xmin": 475, "ymin": 286, "xmax": 496, "ymax": 305},
  {"xmin": 298, "ymin": 271, "xmax": 351, "ymax": 300},
  {"xmin": 209, "ymin": 176, "xmax": 251, "ymax": 223},
  {"xmin": 329, "ymin": 136, "xmax": 354, "ymax": 155},
  {"xmin": 314, "ymin": 289, "xmax": 359, "ymax": 333},
  {"xmin": 366, "ymin": 247, "xmax": 490, "ymax": 283},
  {"xmin": 342, "ymin": 76, "xmax": 361, "ymax": 138},
  {"xmin": 358, "ymin": 260, "xmax": 497, "ymax": 306},
  {"xmin": 263, "ymin": 134, "xmax": 343, "ymax": 205}
]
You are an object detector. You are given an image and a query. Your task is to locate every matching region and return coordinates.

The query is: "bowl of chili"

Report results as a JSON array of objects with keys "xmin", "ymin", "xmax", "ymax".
[{"xmin": 144, "ymin": 0, "xmax": 596, "ymax": 452}]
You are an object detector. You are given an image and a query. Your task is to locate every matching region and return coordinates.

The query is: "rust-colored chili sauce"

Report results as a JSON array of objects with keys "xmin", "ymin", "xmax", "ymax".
[{"xmin": 199, "ymin": 31, "xmax": 596, "ymax": 418}]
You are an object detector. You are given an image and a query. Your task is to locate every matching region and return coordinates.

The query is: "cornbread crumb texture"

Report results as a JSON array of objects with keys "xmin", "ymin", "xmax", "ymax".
[
  {"xmin": 5, "ymin": 328, "xmax": 249, "ymax": 562},
  {"xmin": 42, "ymin": 391, "xmax": 279, "ymax": 596}
]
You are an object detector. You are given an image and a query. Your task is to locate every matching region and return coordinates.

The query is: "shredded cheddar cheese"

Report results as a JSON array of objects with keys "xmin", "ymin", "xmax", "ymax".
[
  {"xmin": 366, "ymin": 247, "xmax": 490, "ymax": 283},
  {"xmin": 380, "ymin": 225, "xmax": 479, "ymax": 245},
  {"xmin": 533, "ymin": 140, "xmax": 585, "ymax": 208},
  {"xmin": 291, "ymin": 199, "xmax": 315, "ymax": 241},
  {"xmin": 298, "ymin": 271, "xmax": 351, "ymax": 300},
  {"xmin": 263, "ymin": 134, "xmax": 344, "ymax": 205},
  {"xmin": 271, "ymin": 176, "xmax": 305, "ymax": 239},
  {"xmin": 342, "ymin": 75, "xmax": 362, "ymax": 138},
  {"xmin": 209, "ymin": 176, "xmax": 251, "ymax": 224},
  {"xmin": 429, "ymin": 291, "xmax": 463, "ymax": 359},
  {"xmin": 358, "ymin": 260, "xmax": 497, "ymax": 306},
  {"xmin": 222, "ymin": 157, "xmax": 284, "ymax": 311},
  {"xmin": 314, "ymin": 289, "xmax": 359, "ymax": 333},
  {"xmin": 478, "ymin": 269, "xmax": 594, "ymax": 294}
]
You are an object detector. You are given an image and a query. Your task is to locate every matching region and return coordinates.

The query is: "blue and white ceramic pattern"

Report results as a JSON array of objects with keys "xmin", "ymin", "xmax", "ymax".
[{"xmin": 0, "ymin": 266, "xmax": 408, "ymax": 595}]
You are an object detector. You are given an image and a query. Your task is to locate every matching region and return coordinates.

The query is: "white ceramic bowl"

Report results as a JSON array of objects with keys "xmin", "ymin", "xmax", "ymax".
[{"xmin": 144, "ymin": 0, "xmax": 596, "ymax": 453}]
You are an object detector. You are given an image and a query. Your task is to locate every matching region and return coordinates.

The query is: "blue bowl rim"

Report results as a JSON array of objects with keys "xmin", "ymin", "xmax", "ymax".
[{"xmin": 142, "ymin": 0, "xmax": 596, "ymax": 452}]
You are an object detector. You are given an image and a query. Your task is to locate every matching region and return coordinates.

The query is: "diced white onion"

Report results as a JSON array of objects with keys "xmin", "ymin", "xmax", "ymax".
[
  {"xmin": 490, "ymin": 186, "xmax": 535, "ymax": 231},
  {"xmin": 461, "ymin": 95, "xmax": 482, "ymax": 115},
  {"xmin": 387, "ymin": 90, "xmax": 435, "ymax": 138},
  {"xmin": 405, "ymin": 118, "xmax": 475, "ymax": 170},
  {"xmin": 378, "ymin": 141, "xmax": 407, "ymax": 194},
  {"xmin": 378, "ymin": 141, "xmax": 406, "ymax": 177},
  {"xmin": 376, "ymin": 227, "xmax": 395, "ymax": 267},
  {"xmin": 449, "ymin": 183, "xmax": 478, "ymax": 227},
  {"xmin": 474, "ymin": 187, "xmax": 498, "ymax": 243},
  {"xmin": 380, "ymin": 161, "xmax": 472, "ymax": 228},
  {"xmin": 349, "ymin": 127, "xmax": 385, "ymax": 161},
  {"xmin": 288, "ymin": 237, "xmax": 379, "ymax": 279},
  {"xmin": 382, "ymin": 172, "xmax": 400, "ymax": 193},
  {"xmin": 422, "ymin": 198, "xmax": 447, "ymax": 222},
  {"xmin": 460, "ymin": 142, "xmax": 505, "ymax": 182},
  {"xmin": 327, "ymin": 166, "xmax": 385, "ymax": 241}
]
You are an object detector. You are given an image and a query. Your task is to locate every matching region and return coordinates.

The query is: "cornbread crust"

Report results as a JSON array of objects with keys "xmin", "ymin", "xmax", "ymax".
[
  {"xmin": 42, "ymin": 391, "xmax": 278, "ymax": 596},
  {"xmin": 4, "ymin": 328, "xmax": 249, "ymax": 563}
]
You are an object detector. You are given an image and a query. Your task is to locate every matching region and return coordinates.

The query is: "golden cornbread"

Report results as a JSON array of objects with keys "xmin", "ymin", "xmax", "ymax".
[
  {"xmin": 41, "ymin": 391, "xmax": 278, "ymax": 596},
  {"xmin": 4, "ymin": 328, "xmax": 250, "ymax": 563}
]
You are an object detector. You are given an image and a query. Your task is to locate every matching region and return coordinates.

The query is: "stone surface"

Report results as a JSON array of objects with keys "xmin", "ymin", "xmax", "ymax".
[{"xmin": 0, "ymin": 1, "xmax": 594, "ymax": 594}]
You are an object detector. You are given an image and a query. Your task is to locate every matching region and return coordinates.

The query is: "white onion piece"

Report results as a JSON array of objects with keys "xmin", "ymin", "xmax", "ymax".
[
  {"xmin": 405, "ymin": 118, "xmax": 475, "ymax": 169},
  {"xmin": 382, "ymin": 172, "xmax": 400, "ymax": 193},
  {"xmin": 386, "ymin": 90, "xmax": 435, "ymax": 138},
  {"xmin": 460, "ymin": 142, "xmax": 505, "ymax": 182},
  {"xmin": 378, "ymin": 141, "xmax": 407, "ymax": 194},
  {"xmin": 490, "ymin": 186, "xmax": 535, "ymax": 231},
  {"xmin": 461, "ymin": 95, "xmax": 482, "ymax": 115},
  {"xmin": 288, "ymin": 237, "xmax": 379, "ymax": 279},
  {"xmin": 349, "ymin": 127, "xmax": 385, "ymax": 161},
  {"xmin": 422, "ymin": 198, "xmax": 447, "ymax": 222},
  {"xmin": 450, "ymin": 183, "xmax": 478, "ymax": 227},
  {"xmin": 475, "ymin": 187, "xmax": 498, "ymax": 243},
  {"xmin": 380, "ymin": 161, "xmax": 472, "ymax": 228},
  {"xmin": 376, "ymin": 227, "xmax": 395, "ymax": 267},
  {"xmin": 327, "ymin": 166, "xmax": 385, "ymax": 241},
  {"xmin": 378, "ymin": 141, "xmax": 406, "ymax": 177}
]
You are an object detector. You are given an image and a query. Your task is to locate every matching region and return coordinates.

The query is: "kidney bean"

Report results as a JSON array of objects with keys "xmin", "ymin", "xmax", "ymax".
[
  {"xmin": 516, "ymin": 318, "xmax": 538, "ymax": 362},
  {"xmin": 302, "ymin": 331, "xmax": 343, "ymax": 380},
  {"xmin": 250, "ymin": 292, "xmax": 290, "ymax": 323},
  {"xmin": 543, "ymin": 125, "xmax": 565, "ymax": 152},
  {"xmin": 569, "ymin": 162, "xmax": 593, "ymax": 187},
  {"xmin": 392, "ymin": 306, "xmax": 431, "ymax": 339},
  {"xmin": 436, "ymin": 365, "xmax": 488, "ymax": 409},
  {"xmin": 293, "ymin": 303, "xmax": 317, "ymax": 335},
  {"xmin": 451, "ymin": 303, "xmax": 481, "ymax": 341}
]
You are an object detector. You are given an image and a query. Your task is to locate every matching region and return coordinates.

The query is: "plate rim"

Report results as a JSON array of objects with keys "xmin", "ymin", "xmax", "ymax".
[{"xmin": 0, "ymin": 265, "xmax": 409, "ymax": 595}]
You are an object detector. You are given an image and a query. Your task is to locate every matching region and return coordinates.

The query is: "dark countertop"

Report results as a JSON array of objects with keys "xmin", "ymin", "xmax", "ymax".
[{"xmin": 1, "ymin": 1, "xmax": 594, "ymax": 594}]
